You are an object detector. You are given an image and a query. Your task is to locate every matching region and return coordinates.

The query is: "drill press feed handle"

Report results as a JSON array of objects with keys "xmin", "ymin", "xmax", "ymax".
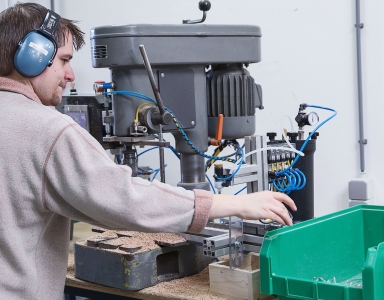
[{"xmin": 183, "ymin": 0, "xmax": 211, "ymax": 24}]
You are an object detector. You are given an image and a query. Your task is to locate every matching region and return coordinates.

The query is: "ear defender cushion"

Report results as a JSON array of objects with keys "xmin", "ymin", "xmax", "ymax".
[{"xmin": 14, "ymin": 31, "xmax": 57, "ymax": 77}]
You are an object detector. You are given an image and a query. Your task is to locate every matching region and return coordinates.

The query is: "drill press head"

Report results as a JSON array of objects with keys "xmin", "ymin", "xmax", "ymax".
[{"xmin": 90, "ymin": 17, "xmax": 263, "ymax": 190}]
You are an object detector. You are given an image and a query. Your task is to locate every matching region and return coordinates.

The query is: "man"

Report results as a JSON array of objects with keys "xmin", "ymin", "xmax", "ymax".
[{"xmin": 0, "ymin": 3, "xmax": 296, "ymax": 299}]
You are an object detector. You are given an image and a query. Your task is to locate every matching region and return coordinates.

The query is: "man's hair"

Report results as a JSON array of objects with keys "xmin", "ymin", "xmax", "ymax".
[{"xmin": 0, "ymin": 2, "xmax": 85, "ymax": 76}]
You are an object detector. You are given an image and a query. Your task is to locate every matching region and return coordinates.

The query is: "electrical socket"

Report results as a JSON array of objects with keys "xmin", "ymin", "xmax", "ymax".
[{"xmin": 348, "ymin": 174, "xmax": 374, "ymax": 201}]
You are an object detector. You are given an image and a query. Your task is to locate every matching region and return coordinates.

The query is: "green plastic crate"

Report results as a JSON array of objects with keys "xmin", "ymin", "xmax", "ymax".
[{"xmin": 260, "ymin": 205, "xmax": 384, "ymax": 300}]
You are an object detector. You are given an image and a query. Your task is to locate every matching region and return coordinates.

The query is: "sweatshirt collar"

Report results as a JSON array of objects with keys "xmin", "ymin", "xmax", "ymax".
[{"xmin": 0, "ymin": 77, "xmax": 42, "ymax": 104}]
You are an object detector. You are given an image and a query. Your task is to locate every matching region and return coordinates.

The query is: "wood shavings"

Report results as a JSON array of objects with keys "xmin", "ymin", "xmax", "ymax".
[
  {"xmin": 145, "ymin": 267, "xmax": 223, "ymax": 300},
  {"xmin": 152, "ymin": 233, "xmax": 186, "ymax": 245},
  {"xmin": 99, "ymin": 230, "xmax": 118, "ymax": 238},
  {"xmin": 82, "ymin": 231, "xmax": 186, "ymax": 254},
  {"xmin": 115, "ymin": 230, "xmax": 136, "ymax": 237}
]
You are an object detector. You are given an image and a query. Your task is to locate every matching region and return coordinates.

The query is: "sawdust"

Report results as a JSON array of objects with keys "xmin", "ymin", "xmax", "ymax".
[
  {"xmin": 99, "ymin": 231, "xmax": 118, "ymax": 238},
  {"xmin": 116, "ymin": 231, "xmax": 186, "ymax": 244},
  {"xmin": 117, "ymin": 237, "xmax": 142, "ymax": 248},
  {"xmin": 100, "ymin": 237, "xmax": 131, "ymax": 246},
  {"xmin": 144, "ymin": 267, "xmax": 223, "ymax": 300},
  {"xmin": 117, "ymin": 233, "xmax": 158, "ymax": 252},
  {"xmin": 77, "ymin": 240, "xmax": 88, "ymax": 247},
  {"xmin": 152, "ymin": 232, "xmax": 186, "ymax": 244},
  {"xmin": 81, "ymin": 231, "xmax": 186, "ymax": 254},
  {"xmin": 115, "ymin": 230, "xmax": 136, "ymax": 237}
]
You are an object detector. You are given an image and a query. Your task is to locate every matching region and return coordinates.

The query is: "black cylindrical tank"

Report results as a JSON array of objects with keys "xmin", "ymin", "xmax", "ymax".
[{"xmin": 288, "ymin": 139, "xmax": 316, "ymax": 222}]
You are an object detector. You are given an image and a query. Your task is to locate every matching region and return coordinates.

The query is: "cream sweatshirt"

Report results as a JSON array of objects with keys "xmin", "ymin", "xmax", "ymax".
[{"xmin": 0, "ymin": 77, "xmax": 213, "ymax": 300}]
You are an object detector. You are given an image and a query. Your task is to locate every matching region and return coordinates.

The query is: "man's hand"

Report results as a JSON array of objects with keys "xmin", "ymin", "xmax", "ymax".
[{"xmin": 209, "ymin": 191, "xmax": 297, "ymax": 226}]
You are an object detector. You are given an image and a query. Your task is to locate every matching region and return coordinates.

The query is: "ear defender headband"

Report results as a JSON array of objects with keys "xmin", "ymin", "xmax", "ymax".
[{"xmin": 14, "ymin": 10, "xmax": 61, "ymax": 77}]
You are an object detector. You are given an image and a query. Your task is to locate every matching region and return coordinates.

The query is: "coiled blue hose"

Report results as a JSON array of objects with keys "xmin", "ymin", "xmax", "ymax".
[{"xmin": 277, "ymin": 104, "xmax": 337, "ymax": 175}]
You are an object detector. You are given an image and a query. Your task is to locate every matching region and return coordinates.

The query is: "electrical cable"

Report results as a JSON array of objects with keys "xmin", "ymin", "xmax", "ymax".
[
  {"xmin": 151, "ymin": 164, "xmax": 168, "ymax": 182},
  {"xmin": 205, "ymin": 139, "xmax": 240, "ymax": 171},
  {"xmin": 288, "ymin": 172, "xmax": 297, "ymax": 189},
  {"xmin": 134, "ymin": 102, "xmax": 154, "ymax": 125},
  {"xmin": 280, "ymin": 115, "xmax": 301, "ymax": 156},
  {"xmin": 138, "ymin": 167, "xmax": 154, "ymax": 171},
  {"xmin": 294, "ymin": 169, "xmax": 306, "ymax": 190},
  {"xmin": 104, "ymin": 91, "xmax": 335, "ymax": 197},
  {"xmin": 102, "ymin": 90, "xmax": 237, "ymax": 164},
  {"xmin": 206, "ymin": 174, "xmax": 216, "ymax": 194},
  {"xmin": 270, "ymin": 167, "xmax": 307, "ymax": 194},
  {"xmin": 281, "ymin": 174, "xmax": 292, "ymax": 189},
  {"xmin": 273, "ymin": 179, "xmax": 289, "ymax": 193},
  {"xmin": 220, "ymin": 143, "xmax": 245, "ymax": 159},
  {"xmin": 134, "ymin": 135, "xmax": 216, "ymax": 193},
  {"xmin": 103, "ymin": 89, "xmax": 242, "ymax": 192},
  {"xmin": 137, "ymin": 146, "xmax": 159, "ymax": 157},
  {"xmin": 168, "ymin": 109, "xmax": 237, "ymax": 164},
  {"xmin": 166, "ymin": 146, "xmax": 181, "ymax": 160},
  {"xmin": 234, "ymin": 186, "xmax": 247, "ymax": 195}
]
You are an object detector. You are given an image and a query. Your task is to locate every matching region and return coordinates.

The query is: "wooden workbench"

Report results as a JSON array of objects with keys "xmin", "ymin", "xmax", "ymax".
[{"xmin": 66, "ymin": 253, "xmax": 277, "ymax": 300}]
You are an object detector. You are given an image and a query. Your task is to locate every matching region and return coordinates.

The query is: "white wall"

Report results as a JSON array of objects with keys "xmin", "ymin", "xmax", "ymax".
[{"xmin": 3, "ymin": 0, "xmax": 383, "ymax": 217}]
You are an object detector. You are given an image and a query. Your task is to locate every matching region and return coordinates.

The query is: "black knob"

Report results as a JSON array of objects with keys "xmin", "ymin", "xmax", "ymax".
[
  {"xmin": 199, "ymin": 0, "xmax": 211, "ymax": 11},
  {"xmin": 287, "ymin": 132, "xmax": 298, "ymax": 142},
  {"xmin": 295, "ymin": 112, "xmax": 307, "ymax": 127},
  {"xmin": 267, "ymin": 132, "xmax": 277, "ymax": 141},
  {"xmin": 310, "ymin": 132, "xmax": 320, "ymax": 140}
]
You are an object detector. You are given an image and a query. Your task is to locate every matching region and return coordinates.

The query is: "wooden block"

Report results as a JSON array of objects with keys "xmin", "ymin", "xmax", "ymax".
[{"xmin": 209, "ymin": 253, "xmax": 274, "ymax": 300}]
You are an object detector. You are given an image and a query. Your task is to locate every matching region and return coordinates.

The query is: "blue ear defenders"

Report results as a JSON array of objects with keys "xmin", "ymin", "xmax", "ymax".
[{"xmin": 14, "ymin": 10, "xmax": 61, "ymax": 77}]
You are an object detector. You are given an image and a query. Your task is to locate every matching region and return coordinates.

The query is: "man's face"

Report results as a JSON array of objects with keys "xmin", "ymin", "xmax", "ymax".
[{"xmin": 30, "ymin": 34, "xmax": 75, "ymax": 106}]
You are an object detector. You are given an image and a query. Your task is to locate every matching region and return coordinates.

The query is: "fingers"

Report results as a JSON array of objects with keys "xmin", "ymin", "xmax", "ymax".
[
  {"xmin": 261, "ymin": 191, "xmax": 294, "ymax": 225},
  {"xmin": 231, "ymin": 191, "xmax": 296, "ymax": 226},
  {"xmin": 269, "ymin": 203, "xmax": 293, "ymax": 226},
  {"xmin": 266, "ymin": 211, "xmax": 286, "ymax": 226},
  {"xmin": 270, "ymin": 191, "xmax": 297, "ymax": 211}
]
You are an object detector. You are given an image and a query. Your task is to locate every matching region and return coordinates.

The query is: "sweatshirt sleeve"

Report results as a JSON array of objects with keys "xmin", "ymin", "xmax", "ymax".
[{"xmin": 42, "ymin": 123, "xmax": 213, "ymax": 234}]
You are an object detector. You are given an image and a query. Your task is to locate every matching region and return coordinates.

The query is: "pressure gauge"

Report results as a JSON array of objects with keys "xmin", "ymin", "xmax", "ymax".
[{"xmin": 306, "ymin": 112, "xmax": 319, "ymax": 126}]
